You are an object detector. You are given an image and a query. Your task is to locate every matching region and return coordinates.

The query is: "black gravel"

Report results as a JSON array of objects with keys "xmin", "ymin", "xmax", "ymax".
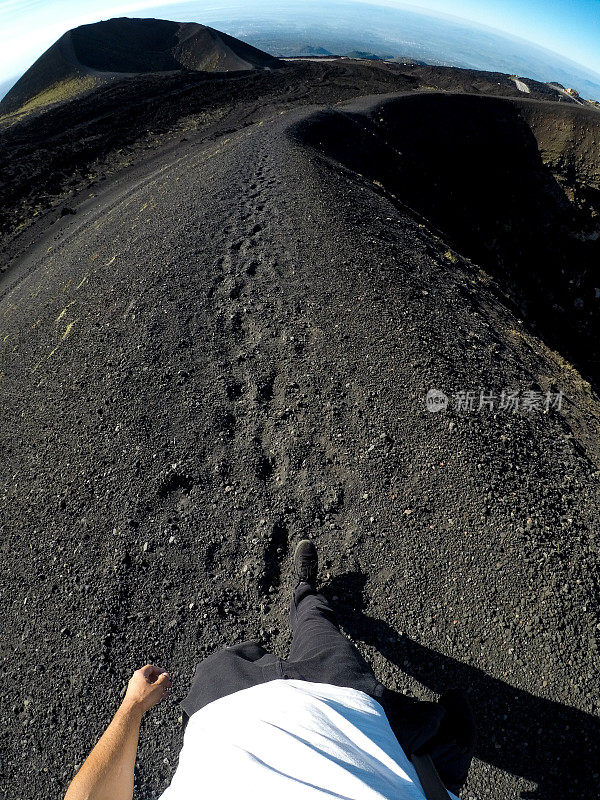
[{"xmin": 0, "ymin": 63, "xmax": 599, "ymax": 800}]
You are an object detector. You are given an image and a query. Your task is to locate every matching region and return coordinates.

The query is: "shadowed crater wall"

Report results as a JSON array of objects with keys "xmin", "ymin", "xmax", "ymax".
[
  {"xmin": 67, "ymin": 18, "xmax": 281, "ymax": 74},
  {"xmin": 296, "ymin": 94, "xmax": 600, "ymax": 387},
  {"xmin": 0, "ymin": 17, "xmax": 281, "ymax": 116}
]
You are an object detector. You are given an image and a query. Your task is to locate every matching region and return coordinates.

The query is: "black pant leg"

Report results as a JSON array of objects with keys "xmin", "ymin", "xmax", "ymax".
[
  {"xmin": 180, "ymin": 640, "xmax": 282, "ymax": 720},
  {"xmin": 288, "ymin": 582, "xmax": 347, "ymax": 661},
  {"xmin": 283, "ymin": 582, "xmax": 381, "ymax": 696},
  {"xmin": 288, "ymin": 585, "xmax": 474, "ymax": 793}
]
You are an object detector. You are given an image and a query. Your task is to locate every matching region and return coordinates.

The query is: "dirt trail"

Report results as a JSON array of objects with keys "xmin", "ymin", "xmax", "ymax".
[
  {"xmin": 512, "ymin": 77, "xmax": 531, "ymax": 93},
  {"xmin": 0, "ymin": 93, "xmax": 599, "ymax": 800}
]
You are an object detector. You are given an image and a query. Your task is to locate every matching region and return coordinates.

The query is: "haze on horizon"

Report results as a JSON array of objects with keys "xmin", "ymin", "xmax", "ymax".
[{"xmin": 1, "ymin": 0, "xmax": 599, "ymax": 98}]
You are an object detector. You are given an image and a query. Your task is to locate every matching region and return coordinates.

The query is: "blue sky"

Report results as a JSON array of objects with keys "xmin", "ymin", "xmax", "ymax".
[
  {"xmin": 1, "ymin": 0, "xmax": 599, "ymax": 85},
  {"xmin": 399, "ymin": 0, "xmax": 600, "ymax": 73}
]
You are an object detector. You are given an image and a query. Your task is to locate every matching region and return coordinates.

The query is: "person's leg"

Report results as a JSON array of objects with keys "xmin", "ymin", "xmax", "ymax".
[
  {"xmin": 283, "ymin": 577, "xmax": 381, "ymax": 696},
  {"xmin": 288, "ymin": 581, "xmax": 352, "ymax": 661},
  {"xmin": 180, "ymin": 640, "xmax": 283, "ymax": 722}
]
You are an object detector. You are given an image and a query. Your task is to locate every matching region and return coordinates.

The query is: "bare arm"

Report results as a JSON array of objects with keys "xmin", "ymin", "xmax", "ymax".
[{"xmin": 64, "ymin": 664, "xmax": 171, "ymax": 800}]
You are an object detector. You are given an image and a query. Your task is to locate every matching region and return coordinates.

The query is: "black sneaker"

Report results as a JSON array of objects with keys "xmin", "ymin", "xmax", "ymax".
[{"xmin": 293, "ymin": 539, "xmax": 318, "ymax": 589}]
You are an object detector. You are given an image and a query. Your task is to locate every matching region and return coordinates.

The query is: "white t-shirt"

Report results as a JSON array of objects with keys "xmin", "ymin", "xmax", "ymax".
[{"xmin": 158, "ymin": 679, "xmax": 459, "ymax": 800}]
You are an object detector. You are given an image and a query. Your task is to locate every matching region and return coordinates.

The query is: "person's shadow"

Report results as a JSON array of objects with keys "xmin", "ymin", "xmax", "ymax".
[{"xmin": 323, "ymin": 572, "xmax": 600, "ymax": 800}]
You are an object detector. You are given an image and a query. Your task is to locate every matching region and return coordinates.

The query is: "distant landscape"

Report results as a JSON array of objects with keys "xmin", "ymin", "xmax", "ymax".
[
  {"xmin": 2, "ymin": 1, "xmax": 600, "ymax": 102},
  {"xmin": 219, "ymin": 1, "xmax": 600, "ymax": 99}
]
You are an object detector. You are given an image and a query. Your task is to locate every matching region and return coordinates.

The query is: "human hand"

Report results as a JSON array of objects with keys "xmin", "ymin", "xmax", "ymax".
[{"xmin": 122, "ymin": 664, "xmax": 171, "ymax": 716}]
